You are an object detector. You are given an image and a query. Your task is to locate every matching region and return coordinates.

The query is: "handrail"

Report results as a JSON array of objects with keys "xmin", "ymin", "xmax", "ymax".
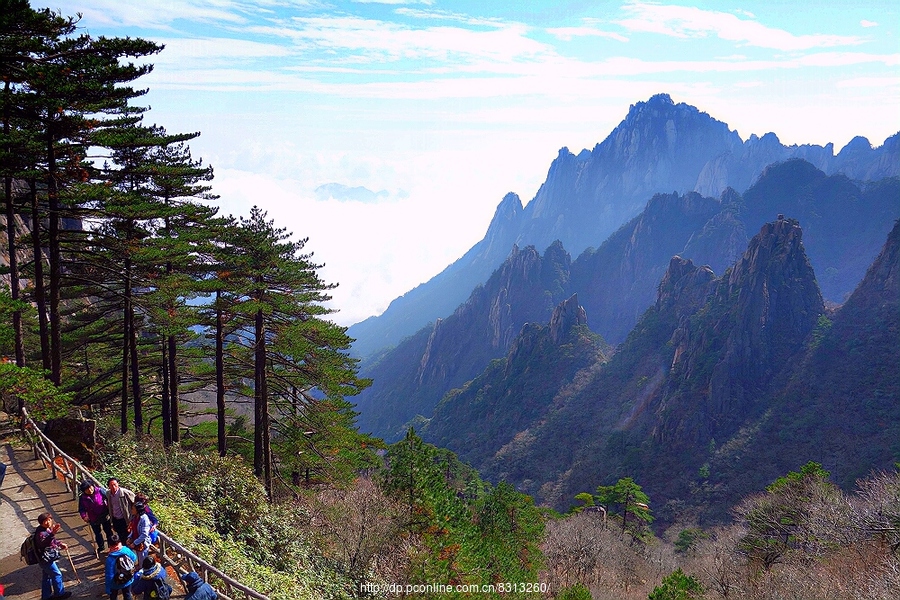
[{"xmin": 19, "ymin": 407, "xmax": 270, "ymax": 600}]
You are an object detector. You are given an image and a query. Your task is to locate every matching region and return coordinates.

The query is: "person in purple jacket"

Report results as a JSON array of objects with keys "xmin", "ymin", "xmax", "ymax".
[{"xmin": 79, "ymin": 480, "xmax": 114, "ymax": 558}]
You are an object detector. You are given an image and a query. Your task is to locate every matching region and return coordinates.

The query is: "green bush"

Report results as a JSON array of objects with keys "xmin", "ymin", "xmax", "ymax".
[
  {"xmin": 556, "ymin": 582, "xmax": 592, "ymax": 600},
  {"xmin": 648, "ymin": 568, "xmax": 703, "ymax": 600},
  {"xmin": 98, "ymin": 437, "xmax": 354, "ymax": 599}
]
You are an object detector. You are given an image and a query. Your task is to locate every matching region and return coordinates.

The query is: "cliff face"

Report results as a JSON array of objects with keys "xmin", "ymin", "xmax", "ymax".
[
  {"xmin": 354, "ymin": 242, "xmax": 573, "ymax": 440},
  {"xmin": 474, "ymin": 218, "xmax": 831, "ymax": 515},
  {"xmin": 664, "ymin": 219, "xmax": 824, "ymax": 441},
  {"xmin": 712, "ymin": 219, "xmax": 900, "ymax": 499},
  {"xmin": 423, "ymin": 294, "xmax": 605, "ymax": 471},
  {"xmin": 521, "ymin": 94, "xmax": 742, "ymax": 256},
  {"xmin": 570, "ymin": 190, "xmax": 723, "ymax": 343}
]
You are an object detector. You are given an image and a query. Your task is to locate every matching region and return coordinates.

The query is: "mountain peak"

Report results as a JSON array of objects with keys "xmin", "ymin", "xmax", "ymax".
[{"xmin": 549, "ymin": 294, "xmax": 587, "ymax": 344}]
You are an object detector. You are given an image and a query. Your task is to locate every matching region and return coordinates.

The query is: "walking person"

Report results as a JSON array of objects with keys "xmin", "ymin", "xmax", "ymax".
[
  {"xmin": 181, "ymin": 572, "xmax": 218, "ymax": 600},
  {"xmin": 105, "ymin": 534, "xmax": 136, "ymax": 600},
  {"xmin": 131, "ymin": 557, "xmax": 172, "ymax": 600},
  {"xmin": 34, "ymin": 513, "xmax": 72, "ymax": 600},
  {"xmin": 105, "ymin": 477, "xmax": 135, "ymax": 543},
  {"xmin": 79, "ymin": 480, "xmax": 114, "ymax": 558}
]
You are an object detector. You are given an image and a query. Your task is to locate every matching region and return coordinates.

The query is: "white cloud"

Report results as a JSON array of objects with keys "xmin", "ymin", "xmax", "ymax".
[
  {"xmin": 142, "ymin": 49, "xmax": 900, "ymax": 96},
  {"xmin": 618, "ymin": 2, "xmax": 865, "ymax": 51},
  {"xmin": 149, "ymin": 37, "xmax": 291, "ymax": 65},
  {"xmin": 353, "ymin": 0, "xmax": 433, "ymax": 4},
  {"xmin": 51, "ymin": 0, "xmax": 248, "ymax": 29},
  {"xmin": 547, "ymin": 26, "xmax": 629, "ymax": 43},
  {"xmin": 860, "ymin": 20, "xmax": 878, "ymax": 28},
  {"xmin": 246, "ymin": 16, "xmax": 553, "ymax": 66},
  {"xmin": 836, "ymin": 76, "xmax": 900, "ymax": 89}
]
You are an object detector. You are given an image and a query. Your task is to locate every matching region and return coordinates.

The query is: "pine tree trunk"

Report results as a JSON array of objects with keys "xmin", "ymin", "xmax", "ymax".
[
  {"xmin": 4, "ymin": 177, "xmax": 24, "ymax": 367},
  {"xmin": 120, "ymin": 285, "xmax": 130, "ymax": 435},
  {"xmin": 254, "ymin": 306, "xmax": 265, "ymax": 478},
  {"xmin": 161, "ymin": 339, "xmax": 171, "ymax": 445},
  {"xmin": 216, "ymin": 292, "xmax": 226, "ymax": 457},
  {"xmin": 2, "ymin": 81, "xmax": 23, "ymax": 368},
  {"xmin": 129, "ymin": 298, "xmax": 142, "ymax": 434},
  {"xmin": 167, "ymin": 333, "xmax": 179, "ymax": 442},
  {"xmin": 30, "ymin": 181, "xmax": 50, "ymax": 373},
  {"xmin": 46, "ymin": 136, "xmax": 61, "ymax": 385},
  {"xmin": 254, "ymin": 303, "xmax": 272, "ymax": 496}
]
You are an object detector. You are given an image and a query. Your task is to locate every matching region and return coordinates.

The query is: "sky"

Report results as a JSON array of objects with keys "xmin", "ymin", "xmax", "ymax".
[{"xmin": 44, "ymin": 0, "xmax": 900, "ymax": 326}]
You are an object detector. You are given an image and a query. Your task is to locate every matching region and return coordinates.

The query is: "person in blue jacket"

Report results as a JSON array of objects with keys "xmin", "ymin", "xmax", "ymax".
[
  {"xmin": 181, "ymin": 572, "xmax": 218, "ymax": 600},
  {"xmin": 131, "ymin": 557, "xmax": 172, "ymax": 600},
  {"xmin": 105, "ymin": 534, "xmax": 137, "ymax": 600}
]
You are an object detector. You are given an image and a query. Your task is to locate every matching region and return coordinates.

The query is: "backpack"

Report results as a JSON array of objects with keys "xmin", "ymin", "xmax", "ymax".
[
  {"xmin": 20, "ymin": 534, "xmax": 39, "ymax": 565},
  {"xmin": 113, "ymin": 553, "xmax": 135, "ymax": 584},
  {"xmin": 150, "ymin": 578, "xmax": 173, "ymax": 600}
]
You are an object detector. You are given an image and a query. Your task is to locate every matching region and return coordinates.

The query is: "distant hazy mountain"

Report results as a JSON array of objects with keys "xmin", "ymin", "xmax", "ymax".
[
  {"xmin": 348, "ymin": 94, "xmax": 900, "ymax": 358},
  {"xmin": 353, "ymin": 163, "xmax": 899, "ymax": 441}
]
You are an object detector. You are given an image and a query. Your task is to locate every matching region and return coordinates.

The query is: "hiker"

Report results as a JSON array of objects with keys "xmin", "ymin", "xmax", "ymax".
[
  {"xmin": 131, "ymin": 557, "xmax": 172, "ymax": 600},
  {"xmin": 133, "ymin": 493, "xmax": 161, "ymax": 538},
  {"xmin": 34, "ymin": 512, "xmax": 72, "ymax": 600},
  {"xmin": 181, "ymin": 572, "xmax": 218, "ymax": 600},
  {"xmin": 127, "ymin": 499, "xmax": 154, "ymax": 568},
  {"xmin": 105, "ymin": 477, "xmax": 136, "ymax": 543},
  {"xmin": 105, "ymin": 533, "xmax": 136, "ymax": 600},
  {"xmin": 79, "ymin": 480, "xmax": 114, "ymax": 558}
]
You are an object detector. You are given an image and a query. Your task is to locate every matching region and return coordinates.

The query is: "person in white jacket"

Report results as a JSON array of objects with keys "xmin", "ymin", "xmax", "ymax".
[{"xmin": 127, "ymin": 501, "xmax": 153, "ymax": 568}]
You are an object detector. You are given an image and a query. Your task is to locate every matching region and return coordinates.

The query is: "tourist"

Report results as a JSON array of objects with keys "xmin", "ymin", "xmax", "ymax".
[
  {"xmin": 105, "ymin": 533, "xmax": 136, "ymax": 600},
  {"xmin": 79, "ymin": 480, "xmax": 113, "ymax": 558},
  {"xmin": 34, "ymin": 513, "xmax": 71, "ymax": 600},
  {"xmin": 105, "ymin": 477, "xmax": 135, "ymax": 543},
  {"xmin": 181, "ymin": 572, "xmax": 218, "ymax": 600},
  {"xmin": 131, "ymin": 556, "xmax": 172, "ymax": 600},
  {"xmin": 127, "ymin": 500, "xmax": 154, "ymax": 568}
]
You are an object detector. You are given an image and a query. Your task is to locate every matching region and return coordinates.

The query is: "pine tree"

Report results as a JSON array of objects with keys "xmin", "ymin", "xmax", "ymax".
[
  {"xmin": 224, "ymin": 207, "xmax": 369, "ymax": 495},
  {"xmin": 0, "ymin": 1, "xmax": 76, "ymax": 369},
  {"xmin": 16, "ymin": 22, "xmax": 161, "ymax": 385}
]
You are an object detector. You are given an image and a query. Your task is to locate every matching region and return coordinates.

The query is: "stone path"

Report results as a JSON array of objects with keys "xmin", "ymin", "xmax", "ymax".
[{"xmin": 0, "ymin": 441, "xmax": 107, "ymax": 599}]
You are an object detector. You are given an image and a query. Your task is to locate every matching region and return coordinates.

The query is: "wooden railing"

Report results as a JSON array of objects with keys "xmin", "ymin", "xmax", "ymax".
[{"xmin": 20, "ymin": 407, "xmax": 270, "ymax": 600}]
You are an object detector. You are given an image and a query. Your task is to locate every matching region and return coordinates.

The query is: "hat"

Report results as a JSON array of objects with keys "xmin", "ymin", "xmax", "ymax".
[
  {"xmin": 134, "ymin": 501, "xmax": 146, "ymax": 512},
  {"xmin": 80, "ymin": 480, "xmax": 94, "ymax": 492},
  {"xmin": 142, "ymin": 556, "xmax": 156, "ymax": 570}
]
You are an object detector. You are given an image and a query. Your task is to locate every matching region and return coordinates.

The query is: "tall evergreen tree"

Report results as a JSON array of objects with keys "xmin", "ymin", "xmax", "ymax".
[
  {"xmin": 225, "ymin": 207, "xmax": 369, "ymax": 494},
  {"xmin": 17, "ymin": 23, "xmax": 161, "ymax": 385},
  {"xmin": 0, "ymin": 0, "xmax": 75, "ymax": 369}
]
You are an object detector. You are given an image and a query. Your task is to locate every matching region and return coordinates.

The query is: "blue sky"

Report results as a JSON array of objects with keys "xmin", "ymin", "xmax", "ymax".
[{"xmin": 47, "ymin": 0, "xmax": 899, "ymax": 325}]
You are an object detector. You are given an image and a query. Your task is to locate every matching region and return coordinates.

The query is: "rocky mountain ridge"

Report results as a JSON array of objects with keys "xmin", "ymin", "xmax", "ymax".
[
  {"xmin": 349, "ymin": 94, "xmax": 900, "ymax": 358},
  {"xmin": 449, "ymin": 218, "xmax": 897, "ymax": 521},
  {"xmin": 354, "ymin": 162, "xmax": 899, "ymax": 441}
]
